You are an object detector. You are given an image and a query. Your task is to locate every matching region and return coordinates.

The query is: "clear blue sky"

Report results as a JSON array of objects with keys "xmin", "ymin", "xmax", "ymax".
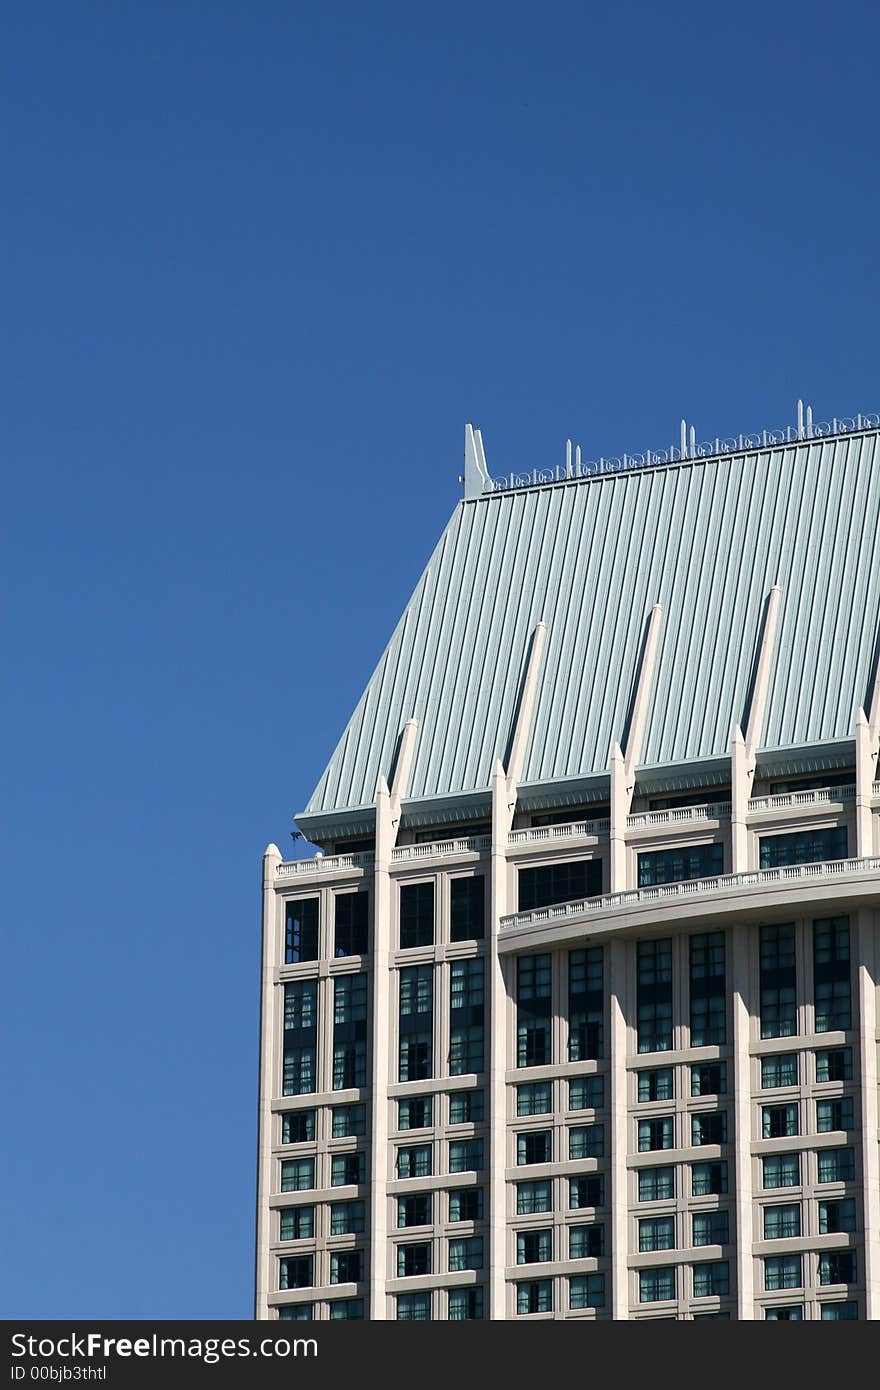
[{"xmin": 3, "ymin": 1, "xmax": 878, "ymax": 1318}]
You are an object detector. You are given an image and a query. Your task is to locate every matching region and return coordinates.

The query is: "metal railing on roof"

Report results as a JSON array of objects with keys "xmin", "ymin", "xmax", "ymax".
[
  {"xmin": 509, "ymin": 819, "xmax": 610, "ymax": 845},
  {"xmin": 626, "ymin": 803, "xmax": 731, "ymax": 829},
  {"xmin": 491, "ymin": 407, "xmax": 880, "ymax": 493},
  {"xmin": 500, "ymin": 856, "xmax": 880, "ymax": 931},
  {"xmin": 748, "ymin": 787, "xmax": 855, "ymax": 813},
  {"xmin": 391, "ymin": 836, "xmax": 491, "ymax": 863},
  {"xmin": 276, "ymin": 851, "xmax": 374, "ymax": 879}
]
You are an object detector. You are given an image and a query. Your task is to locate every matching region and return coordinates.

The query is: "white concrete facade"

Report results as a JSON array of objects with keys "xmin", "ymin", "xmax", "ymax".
[{"xmin": 256, "ymin": 780, "xmax": 880, "ymax": 1320}]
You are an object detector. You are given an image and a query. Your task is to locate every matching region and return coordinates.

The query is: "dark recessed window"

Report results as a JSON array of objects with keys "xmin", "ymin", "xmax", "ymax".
[
  {"xmin": 281, "ymin": 1110, "xmax": 315, "ymax": 1145},
  {"xmin": 449, "ymin": 1089, "xmax": 483, "ymax": 1124},
  {"xmin": 762, "ymin": 1103, "xmax": 798, "ymax": 1139},
  {"xmin": 334, "ymin": 892, "xmax": 369, "ymax": 957},
  {"xmin": 819, "ymin": 1199, "xmax": 857, "ymax": 1234},
  {"xmin": 285, "ymin": 898, "xmax": 319, "ymax": 964},
  {"xmin": 761, "ymin": 1153, "xmax": 799, "ymax": 1189},
  {"xmin": 330, "ymin": 1249, "xmax": 364, "ymax": 1285},
  {"xmin": 279, "ymin": 1255, "xmax": 313, "ymax": 1290},
  {"xmin": 449, "ymin": 1187, "xmax": 483, "ymax": 1222},
  {"xmin": 396, "ymin": 1292, "xmax": 431, "ymax": 1321},
  {"xmin": 761, "ymin": 1054, "xmax": 798, "ymax": 1089},
  {"xmin": 450, "ymin": 876, "xmax": 485, "ymax": 941},
  {"xmin": 397, "ymin": 1194, "xmax": 432, "ymax": 1228},
  {"xmin": 639, "ymin": 1268, "xmax": 675, "ymax": 1303},
  {"xmin": 398, "ymin": 1096, "xmax": 432, "ymax": 1131},
  {"xmin": 689, "ymin": 932, "xmax": 726, "ymax": 1047},
  {"xmin": 328, "ymin": 1299, "xmax": 364, "ymax": 1320},
  {"xmin": 570, "ymin": 1224, "xmax": 604, "ymax": 1258},
  {"xmin": 816, "ymin": 1047, "xmax": 852, "ymax": 1082},
  {"xmin": 282, "ymin": 980, "xmax": 317, "ymax": 1098},
  {"xmin": 637, "ymin": 939, "xmax": 673, "ymax": 1053},
  {"xmin": 397, "ymin": 1243, "xmax": 431, "ymax": 1278},
  {"xmin": 693, "ymin": 1261, "xmax": 729, "ymax": 1298},
  {"xmin": 637, "ymin": 1068, "xmax": 674, "ymax": 1102},
  {"xmin": 638, "ymin": 1116, "xmax": 672, "ymax": 1152},
  {"xmin": 517, "ymin": 954, "xmax": 552, "ymax": 1068},
  {"xmin": 331, "ymin": 1104, "xmax": 366, "ymax": 1138},
  {"xmin": 814, "ymin": 916, "xmax": 851, "ymax": 1032},
  {"xmin": 639, "ymin": 1217, "xmax": 675, "ymax": 1252},
  {"xmin": 396, "ymin": 1144, "xmax": 432, "ymax": 1179},
  {"xmin": 516, "ymin": 1280, "xmax": 552, "ymax": 1315},
  {"xmin": 569, "ymin": 1274, "xmax": 605, "ymax": 1309},
  {"xmin": 817, "ymin": 1147, "xmax": 855, "ymax": 1183},
  {"xmin": 280, "ymin": 1206, "xmax": 314, "ymax": 1241},
  {"xmin": 518, "ymin": 859, "xmax": 602, "ymax": 911},
  {"xmin": 280, "ymin": 1158, "xmax": 315, "ymax": 1192},
  {"xmin": 759, "ymin": 826, "xmax": 848, "ymax": 870},
  {"xmin": 449, "ymin": 1236, "xmax": 484, "ymax": 1271},
  {"xmin": 569, "ymin": 1175, "xmax": 604, "ymax": 1210},
  {"xmin": 760, "ymin": 924, "xmax": 797, "ymax": 1039},
  {"xmin": 693, "ymin": 1210, "xmax": 729, "ymax": 1246},
  {"xmin": 448, "ymin": 1287, "xmax": 484, "ymax": 1320},
  {"xmin": 764, "ymin": 1256, "xmax": 802, "ymax": 1291},
  {"xmin": 637, "ymin": 842, "xmax": 723, "ymax": 887},
  {"xmin": 450, "ymin": 959, "xmax": 484, "ymax": 1075},
  {"xmin": 399, "ymin": 965, "xmax": 433, "ymax": 1082},
  {"xmin": 691, "ymin": 1062, "xmax": 726, "ymax": 1097},
  {"xmin": 330, "ymin": 1152, "xmax": 365, "ymax": 1187},
  {"xmin": 517, "ymin": 1131, "xmax": 551, "ymax": 1165},
  {"xmin": 400, "ymin": 882, "xmax": 435, "ymax": 949},
  {"xmin": 763, "ymin": 1204, "xmax": 800, "ymax": 1240},
  {"xmin": 691, "ymin": 1161, "xmax": 727, "ymax": 1196},
  {"xmin": 638, "ymin": 1167, "xmax": 674, "ymax": 1202},
  {"xmin": 516, "ymin": 1181, "xmax": 551, "ymax": 1215},
  {"xmin": 449, "ymin": 1138, "xmax": 483, "ymax": 1173},
  {"xmin": 329, "ymin": 1201, "xmax": 366, "ymax": 1235}
]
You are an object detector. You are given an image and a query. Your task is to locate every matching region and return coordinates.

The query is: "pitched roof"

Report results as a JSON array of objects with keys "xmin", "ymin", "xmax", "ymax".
[{"xmin": 297, "ymin": 426, "xmax": 880, "ymax": 839}]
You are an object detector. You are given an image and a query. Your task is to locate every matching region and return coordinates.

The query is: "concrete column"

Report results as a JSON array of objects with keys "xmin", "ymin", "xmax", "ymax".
[
  {"xmin": 730, "ymin": 925, "xmax": 754, "ymax": 1320},
  {"xmin": 609, "ymin": 742, "xmax": 628, "ymax": 891},
  {"xmin": 855, "ymin": 709, "xmax": 875, "ymax": 857},
  {"xmin": 857, "ymin": 911, "xmax": 880, "ymax": 1319},
  {"xmin": 368, "ymin": 780, "xmax": 393, "ymax": 1318},
  {"xmin": 608, "ymin": 938, "xmax": 630, "ymax": 1319},
  {"xmin": 255, "ymin": 843, "xmax": 282, "ymax": 1319},
  {"xmin": 730, "ymin": 725, "xmax": 750, "ymax": 873},
  {"xmin": 488, "ymin": 760, "xmax": 511, "ymax": 1319}
]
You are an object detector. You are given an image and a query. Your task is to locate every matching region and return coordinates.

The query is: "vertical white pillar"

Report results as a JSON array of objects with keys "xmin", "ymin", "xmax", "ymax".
[
  {"xmin": 857, "ymin": 912, "xmax": 880, "ymax": 1319},
  {"xmin": 608, "ymin": 938, "xmax": 630, "ymax": 1319},
  {"xmin": 369, "ymin": 779, "xmax": 393, "ymax": 1318},
  {"xmin": 255, "ymin": 843, "xmax": 282, "ymax": 1319},
  {"xmin": 609, "ymin": 742, "xmax": 628, "ymax": 891},
  {"xmin": 730, "ymin": 927, "xmax": 754, "ymax": 1320},
  {"xmin": 730, "ymin": 725, "xmax": 750, "ymax": 873},
  {"xmin": 488, "ymin": 760, "xmax": 511, "ymax": 1319},
  {"xmin": 855, "ymin": 709, "xmax": 875, "ymax": 857}
]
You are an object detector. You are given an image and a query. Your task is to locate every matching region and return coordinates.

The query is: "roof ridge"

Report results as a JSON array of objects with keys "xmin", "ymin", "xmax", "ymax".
[{"xmin": 480, "ymin": 404, "xmax": 880, "ymax": 498}]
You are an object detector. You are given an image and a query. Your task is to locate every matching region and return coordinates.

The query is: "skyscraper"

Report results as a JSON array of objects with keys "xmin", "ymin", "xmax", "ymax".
[{"xmin": 256, "ymin": 408, "xmax": 880, "ymax": 1320}]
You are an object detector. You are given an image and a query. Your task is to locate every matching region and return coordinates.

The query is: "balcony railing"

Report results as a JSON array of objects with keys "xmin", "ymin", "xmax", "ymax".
[
  {"xmin": 500, "ymin": 856, "xmax": 880, "ymax": 931},
  {"xmin": 391, "ymin": 836, "xmax": 491, "ymax": 863},
  {"xmin": 627, "ymin": 803, "xmax": 731, "ymax": 829},
  {"xmin": 276, "ymin": 784, "xmax": 876, "ymax": 880},
  {"xmin": 508, "ymin": 820, "xmax": 610, "ymax": 846},
  {"xmin": 276, "ymin": 851, "xmax": 374, "ymax": 879},
  {"xmin": 748, "ymin": 787, "xmax": 855, "ymax": 813}
]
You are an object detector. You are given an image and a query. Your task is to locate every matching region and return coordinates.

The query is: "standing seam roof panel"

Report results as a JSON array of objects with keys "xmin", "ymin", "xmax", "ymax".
[{"xmin": 301, "ymin": 431, "xmax": 880, "ymax": 820}]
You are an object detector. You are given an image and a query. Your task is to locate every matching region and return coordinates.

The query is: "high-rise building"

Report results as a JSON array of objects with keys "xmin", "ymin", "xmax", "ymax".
[{"xmin": 256, "ymin": 408, "xmax": 880, "ymax": 1320}]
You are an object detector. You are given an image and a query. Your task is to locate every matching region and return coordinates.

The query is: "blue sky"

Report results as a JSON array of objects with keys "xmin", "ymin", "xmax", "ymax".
[{"xmin": 3, "ymin": 1, "xmax": 878, "ymax": 1317}]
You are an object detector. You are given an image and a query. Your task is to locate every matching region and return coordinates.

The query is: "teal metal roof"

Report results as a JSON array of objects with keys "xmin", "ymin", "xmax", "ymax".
[{"xmin": 298, "ymin": 426, "xmax": 880, "ymax": 835}]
